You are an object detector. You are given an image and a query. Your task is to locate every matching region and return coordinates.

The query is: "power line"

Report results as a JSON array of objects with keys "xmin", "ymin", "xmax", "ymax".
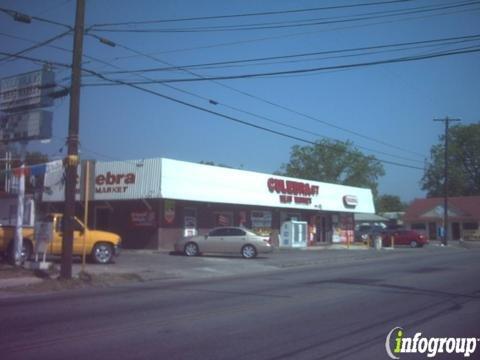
[
  {"xmin": 0, "ymin": 7, "xmax": 72, "ymax": 29},
  {"xmin": 0, "ymin": 51, "xmax": 72, "ymax": 69},
  {"xmin": 0, "ymin": 30, "xmax": 72, "ymax": 64},
  {"xmin": 89, "ymin": 1, "xmax": 480, "ymax": 33},
  {"xmin": 0, "ymin": 47, "xmax": 429, "ymax": 168},
  {"xmin": 84, "ymin": 34, "xmax": 431, "ymax": 159},
  {"xmin": 95, "ymin": 34, "xmax": 480, "ymax": 75},
  {"xmin": 81, "ymin": 66, "xmax": 424, "ymax": 171},
  {"xmin": 74, "ymin": 36, "xmax": 418, "ymax": 164},
  {"xmin": 85, "ymin": 45, "xmax": 480, "ymax": 85},
  {"xmin": 106, "ymin": 5, "xmax": 480, "ymax": 59},
  {"xmin": 90, "ymin": 0, "xmax": 413, "ymax": 28},
  {"xmin": 0, "ymin": 30, "xmax": 133, "ymax": 72}
]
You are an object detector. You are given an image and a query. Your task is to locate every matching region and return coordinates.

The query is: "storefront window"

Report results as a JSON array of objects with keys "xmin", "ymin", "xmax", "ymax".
[
  {"xmin": 214, "ymin": 212, "xmax": 233, "ymax": 227},
  {"xmin": 463, "ymin": 222, "xmax": 479, "ymax": 230},
  {"xmin": 411, "ymin": 223, "xmax": 426, "ymax": 230},
  {"xmin": 184, "ymin": 208, "xmax": 197, "ymax": 228},
  {"xmin": 280, "ymin": 212, "xmax": 301, "ymax": 223},
  {"xmin": 251, "ymin": 210, "xmax": 272, "ymax": 236},
  {"xmin": 184, "ymin": 208, "xmax": 197, "ymax": 237}
]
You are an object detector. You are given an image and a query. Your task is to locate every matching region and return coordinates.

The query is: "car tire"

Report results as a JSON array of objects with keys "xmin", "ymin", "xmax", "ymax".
[
  {"xmin": 184, "ymin": 242, "xmax": 199, "ymax": 257},
  {"xmin": 241, "ymin": 244, "xmax": 257, "ymax": 259},
  {"xmin": 7, "ymin": 239, "xmax": 32, "ymax": 264},
  {"xmin": 410, "ymin": 240, "xmax": 418, "ymax": 248},
  {"xmin": 91, "ymin": 243, "xmax": 114, "ymax": 264}
]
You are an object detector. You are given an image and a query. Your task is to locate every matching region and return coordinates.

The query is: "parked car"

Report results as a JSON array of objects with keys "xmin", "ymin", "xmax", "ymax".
[
  {"xmin": 0, "ymin": 213, "xmax": 121, "ymax": 264},
  {"xmin": 355, "ymin": 224, "xmax": 385, "ymax": 242},
  {"xmin": 174, "ymin": 227, "xmax": 273, "ymax": 259},
  {"xmin": 379, "ymin": 229, "xmax": 428, "ymax": 248}
]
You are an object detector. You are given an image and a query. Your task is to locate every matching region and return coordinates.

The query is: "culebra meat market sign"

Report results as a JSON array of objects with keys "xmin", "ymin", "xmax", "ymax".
[
  {"xmin": 267, "ymin": 178, "xmax": 319, "ymax": 205},
  {"xmin": 95, "ymin": 171, "xmax": 136, "ymax": 193}
]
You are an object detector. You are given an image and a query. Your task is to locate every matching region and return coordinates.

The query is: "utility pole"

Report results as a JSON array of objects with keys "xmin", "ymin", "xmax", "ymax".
[
  {"xmin": 61, "ymin": 0, "xmax": 85, "ymax": 279},
  {"xmin": 434, "ymin": 116, "xmax": 461, "ymax": 246}
]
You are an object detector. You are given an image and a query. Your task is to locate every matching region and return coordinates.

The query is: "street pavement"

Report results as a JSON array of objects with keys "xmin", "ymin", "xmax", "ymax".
[
  {"xmin": 0, "ymin": 244, "xmax": 479, "ymax": 359},
  {"xmin": 0, "ymin": 241, "xmax": 478, "ymax": 295}
]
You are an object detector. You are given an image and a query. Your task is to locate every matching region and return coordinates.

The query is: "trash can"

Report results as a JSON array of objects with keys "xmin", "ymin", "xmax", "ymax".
[{"xmin": 374, "ymin": 235, "xmax": 382, "ymax": 250}]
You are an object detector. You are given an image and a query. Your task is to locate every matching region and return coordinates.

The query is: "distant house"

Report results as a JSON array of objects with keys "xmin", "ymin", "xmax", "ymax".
[{"xmin": 403, "ymin": 196, "xmax": 480, "ymax": 241}]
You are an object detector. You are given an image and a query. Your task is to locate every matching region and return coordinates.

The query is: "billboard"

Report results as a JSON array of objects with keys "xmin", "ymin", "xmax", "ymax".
[
  {"xmin": 0, "ymin": 110, "xmax": 52, "ymax": 142},
  {"xmin": 0, "ymin": 68, "xmax": 55, "ymax": 112}
]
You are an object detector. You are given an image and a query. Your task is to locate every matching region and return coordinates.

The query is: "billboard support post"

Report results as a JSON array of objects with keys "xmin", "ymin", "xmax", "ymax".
[{"xmin": 14, "ymin": 141, "xmax": 27, "ymax": 265}]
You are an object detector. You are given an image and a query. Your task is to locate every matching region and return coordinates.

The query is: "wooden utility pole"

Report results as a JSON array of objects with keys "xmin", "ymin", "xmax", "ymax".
[
  {"xmin": 61, "ymin": 0, "xmax": 85, "ymax": 279},
  {"xmin": 433, "ymin": 117, "xmax": 460, "ymax": 246}
]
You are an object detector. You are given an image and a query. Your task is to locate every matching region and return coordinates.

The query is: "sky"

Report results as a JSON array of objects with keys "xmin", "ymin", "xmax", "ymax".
[{"xmin": 0, "ymin": 0, "xmax": 479, "ymax": 203}]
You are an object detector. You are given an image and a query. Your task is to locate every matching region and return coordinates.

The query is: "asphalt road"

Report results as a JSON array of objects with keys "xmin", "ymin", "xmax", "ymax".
[{"xmin": 1, "ymin": 247, "xmax": 479, "ymax": 360}]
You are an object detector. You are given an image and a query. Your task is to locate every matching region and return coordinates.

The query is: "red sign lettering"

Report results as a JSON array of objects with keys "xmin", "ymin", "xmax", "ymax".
[
  {"xmin": 95, "ymin": 172, "xmax": 136, "ymax": 186},
  {"xmin": 268, "ymin": 178, "xmax": 319, "ymax": 205}
]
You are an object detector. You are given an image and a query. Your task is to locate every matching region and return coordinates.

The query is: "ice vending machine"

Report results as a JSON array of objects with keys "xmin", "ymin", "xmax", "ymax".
[{"xmin": 279, "ymin": 221, "xmax": 308, "ymax": 248}]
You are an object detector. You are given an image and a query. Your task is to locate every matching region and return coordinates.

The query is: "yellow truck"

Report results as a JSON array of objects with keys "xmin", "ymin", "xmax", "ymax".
[{"xmin": 0, "ymin": 213, "xmax": 121, "ymax": 264}]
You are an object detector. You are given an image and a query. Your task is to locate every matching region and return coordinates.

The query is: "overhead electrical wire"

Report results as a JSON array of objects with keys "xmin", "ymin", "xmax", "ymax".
[
  {"xmin": 0, "ymin": 7, "xmax": 72, "ymax": 29},
  {"xmin": 82, "ymin": 66, "xmax": 425, "ymax": 171},
  {"xmin": 84, "ymin": 45, "xmax": 480, "ymax": 85},
  {"xmin": 0, "ymin": 29, "xmax": 72, "ymax": 64},
  {"xmin": 0, "ymin": 51, "xmax": 72, "ymax": 69},
  {"xmin": 0, "ymin": 29, "xmax": 458, "ymax": 163},
  {"xmin": 94, "ymin": 34, "xmax": 480, "ymax": 75},
  {"xmin": 4, "ymin": 3, "xmax": 470, "ymax": 168},
  {"xmin": 89, "ymin": 1, "xmax": 480, "ymax": 33},
  {"xmin": 90, "ymin": 0, "xmax": 413, "ymax": 28},
  {"xmin": 87, "ymin": 0, "xmax": 480, "ymax": 70},
  {"xmin": 0, "ymin": 31, "xmax": 136, "ymax": 75},
  {"xmin": 0, "ymin": 48, "xmax": 424, "ymax": 170},
  {"xmin": 84, "ymin": 32, "xmax": 480, "ymax": 159},
  {"xmin": 82, "ymin": 35, "xmax": 429, "ymax": 164},
  {"xmin": 100, "ymin": 4, "xmax": 480, "ymax": 59},
  {"xmin": 78, "ymin": 35, "xmax": 422, "ymax": 165}
]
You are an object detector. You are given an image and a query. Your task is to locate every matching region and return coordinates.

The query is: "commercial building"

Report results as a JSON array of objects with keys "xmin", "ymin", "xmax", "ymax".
[
  {"xmin": 43, "ymin": 157, "xmax": 375, "ymax": 249},
  {"xmin": 403, "ymin": 196, "xmax": 480, "ymax": 241}
]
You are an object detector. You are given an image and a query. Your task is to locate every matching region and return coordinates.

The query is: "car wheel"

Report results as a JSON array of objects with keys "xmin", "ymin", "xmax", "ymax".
[
  {"xmin": 92, "ymin": 243, "xmax": 114, "ymax": 264},
  {"xmin": 7, "ymin": 239, "xmax": 32, "ymax": 264},
  {"xmin": 184, "ymin": 242, "xmax": 199, "ymax": 256},
  {"xmin": 241, "ymin": 244, "xmax": 257, "ymax": 259},
  {"xmin": 410, "ymin": 240, "xmax": 418, "ymax": 248}
]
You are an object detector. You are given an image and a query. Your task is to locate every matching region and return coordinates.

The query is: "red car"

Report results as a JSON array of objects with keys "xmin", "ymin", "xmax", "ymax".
[{"xmin": 380, "ymin": 229, "xmax": 428, "ymax": 248}]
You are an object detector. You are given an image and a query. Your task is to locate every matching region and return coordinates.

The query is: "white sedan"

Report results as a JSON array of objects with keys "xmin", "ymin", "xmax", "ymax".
[{"xmin": 174, "ymin": 227, "xmax": 273, "ymax": 259}]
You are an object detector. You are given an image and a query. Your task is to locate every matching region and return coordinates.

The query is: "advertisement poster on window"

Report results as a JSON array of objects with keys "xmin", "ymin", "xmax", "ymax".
[
  {"xmin": 130, "ymin": 211, "xmax": 157, "ymax": 228},
  {"xmin": 238, "ymin": 211, "xmax": 247, "ymax": 227},
  {"xmin": 251, "ymin": 210, "xmax": 272, "ymax": 228},
  {"xmin": 215, "ymin": 213, "xmax": 232, "ymax": 226},
  {"xmin": 164, "ymin": 200, "xmax": 175, "ymax": 224},
  {"xmin": 340, "ymin": 214, "xmax": 354, "ymax": 243}
]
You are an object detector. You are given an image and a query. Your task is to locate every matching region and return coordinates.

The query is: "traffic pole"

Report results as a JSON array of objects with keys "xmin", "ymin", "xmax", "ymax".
[{"xmin": 61, "ymin": 0, "xmax": 85, "ymax": 279}]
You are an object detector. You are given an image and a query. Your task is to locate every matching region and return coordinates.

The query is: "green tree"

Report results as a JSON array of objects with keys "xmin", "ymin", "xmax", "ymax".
[
  {"xmin": 279, "ymin": 140, "xmax": 385, "ymax": 196},
  {"xmin": 376, "ymin": 194, "xmax": 407, "ymax": 213},
  {"xmin": 422, "ymin": 123, "xmax": 480, "ymax": 197}
]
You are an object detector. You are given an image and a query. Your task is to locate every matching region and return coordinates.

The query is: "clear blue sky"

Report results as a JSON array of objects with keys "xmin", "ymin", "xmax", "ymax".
[{"xmin": 1, "ymin": 0, "xmax": 479, "ymax": 203}]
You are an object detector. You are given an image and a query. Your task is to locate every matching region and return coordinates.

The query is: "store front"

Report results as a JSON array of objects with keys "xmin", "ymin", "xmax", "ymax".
[{"xmin": 43, "ymin": 157, "xmax": 375, "ymax": 249}]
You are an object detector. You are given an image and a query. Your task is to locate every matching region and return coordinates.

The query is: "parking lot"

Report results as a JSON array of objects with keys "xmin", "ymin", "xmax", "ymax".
[
  {"xmin": 1, "ymin": 241, "xmax": 477, "ymax": 298},
  {"xmin": 69, "ymin": 241, "xmax": 474, "ymax": 282}
]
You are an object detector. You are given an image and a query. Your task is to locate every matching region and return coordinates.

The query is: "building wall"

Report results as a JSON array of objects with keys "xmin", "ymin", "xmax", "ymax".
[
  {"xmin": 405, "ymin": 220, "xmax": 480, "ymax": 241},
  {"xmin": 154, "ymin": 199, "xmax": 354, "ymax": 250}
]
